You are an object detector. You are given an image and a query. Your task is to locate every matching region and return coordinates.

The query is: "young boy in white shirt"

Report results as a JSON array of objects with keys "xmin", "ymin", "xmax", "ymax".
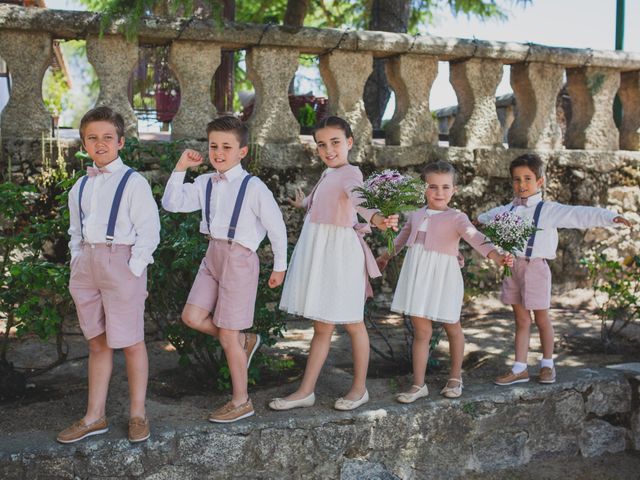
[
  {"xmin": 162, "ymin": 115, "xmax": 287, "ymax": 422},
  {"xmin": 59, "ymin": 106, "xmax": 160, "ymax": 444},
  {"xmin": 478, "ymin": 154, "xmax": 631, "ymax": 386}
]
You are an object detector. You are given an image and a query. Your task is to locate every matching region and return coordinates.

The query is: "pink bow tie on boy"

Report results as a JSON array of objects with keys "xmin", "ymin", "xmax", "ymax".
[
  {"xmin": 211, "ymin": 172, "xmax": 227, "ymax": 183},
  {"xmin": 512, "ymin": 196, "xmax": 529, "ymax": 207},
  {"xmin": 87, "ymin": 166, "xmax": 108, "ymax": 177}
]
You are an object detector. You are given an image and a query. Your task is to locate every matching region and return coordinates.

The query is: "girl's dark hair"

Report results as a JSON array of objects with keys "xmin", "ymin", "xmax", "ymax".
[
  {"xmin": 206, "ymin": 115, "xmax": 249, "ymax": 147},
  {"xmin": 312, "ymin": 116, "xmax": 353, "ymax": 141},
  {"xmin": 421, "ymin": 160, "xmax": 458, "ymax": 185},
  {"xmin": 80, "ymin": 106, "xmax": 125, "ymax": 140},
  {"xmin": 510, "ymin": 154, "xmax": 544, "ymax": 179}
]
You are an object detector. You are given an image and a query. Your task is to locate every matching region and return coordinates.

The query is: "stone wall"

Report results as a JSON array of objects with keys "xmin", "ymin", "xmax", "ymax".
[{"xmin": 1, "ymin": 368, "xmax": 638, "ymax": 479}]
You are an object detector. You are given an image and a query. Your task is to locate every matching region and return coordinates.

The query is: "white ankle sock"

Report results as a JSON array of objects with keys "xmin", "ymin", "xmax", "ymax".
[
  {"xmin": 540, "ymin": 358, "xmax": 554, "ymax": 369},
  {"xmin": 512, "ymin": 362, "xmax": 528, "ymax": 374}
]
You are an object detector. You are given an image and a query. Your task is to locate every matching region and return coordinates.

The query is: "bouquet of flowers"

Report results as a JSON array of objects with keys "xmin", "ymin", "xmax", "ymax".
[
  {"xmin": 353, "ymin": 169, "xmax": 425, "ymax": 254},
  {"xmin": 482, "ymin": 211, "xmax": 540, "ymax": 277}
]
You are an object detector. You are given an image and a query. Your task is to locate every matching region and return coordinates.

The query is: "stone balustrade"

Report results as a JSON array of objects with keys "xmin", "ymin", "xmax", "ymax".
[
  {"xmin": 1, "ymin": 3, "xmax": 640, "ymax": 154},
  {"xmin": 0, "ymin": 8, "xmax": 638, "ymax": 302}
]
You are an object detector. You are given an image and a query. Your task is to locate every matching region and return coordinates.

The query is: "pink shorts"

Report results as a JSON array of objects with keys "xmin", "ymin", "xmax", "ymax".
[
  {"xmin": 69, "ymin": 243, "xmax": 147, "ymax": 349},
  {"xmin": 186, "ymin": 239, "xmax": 259, "ymax": 331},
  {"xmin": 500, "ymin": 257, "xmax": 552, "ymax": 310}
]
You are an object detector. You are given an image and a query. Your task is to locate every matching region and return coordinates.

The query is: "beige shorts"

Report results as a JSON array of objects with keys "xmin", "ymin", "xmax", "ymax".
[
  {"xmin": 500, "ymin": 257, "xmax": 551, "ymax": 311},
  {"xmin": 69, "ymin": 243, "xmax": 147, "ymax": 349},
  {"xmin": 186, "ymin": 239, "xmax": 259, "ymax": 331}
]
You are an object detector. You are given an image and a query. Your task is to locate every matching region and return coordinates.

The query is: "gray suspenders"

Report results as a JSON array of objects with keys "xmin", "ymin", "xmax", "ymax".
[{"xmin": 78, "ymin": 168, "xmax": 135, "ymax": 245}]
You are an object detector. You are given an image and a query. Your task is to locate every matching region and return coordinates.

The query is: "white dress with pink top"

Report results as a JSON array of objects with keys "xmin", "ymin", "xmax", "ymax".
[
  {"xmin": 391, "ymin": 210, "xmax": 465, "ymax": 323},
  {"xmin": 279, "ymin": 166, "xmax": 378, "ymax": 324}
]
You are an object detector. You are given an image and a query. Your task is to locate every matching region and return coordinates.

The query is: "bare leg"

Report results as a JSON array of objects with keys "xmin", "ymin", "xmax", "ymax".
[
  {"xmin": 409, "ymin": 316, "xmax": 433, "ymax": 387},
  {"xmin": 182, "ymin": 303, "xmax": 220, "ymax": 337},
  {"xmin": 122, "ymin": 340, "xmax": 148, "ymax": 419},
  {"xmin": 218, "ymin": 328, "xmax": 249, "ymax": 406},
  {"xmin": 512, "ymin": 304, "xmax": 533, "ymax": 364},
  {"xmin": 533, "ymin": 309, "xmax": 554, "ymax": 359},
  {"xmin": 281, "ymin": 321, "xmax": 335, "ymax": 401},
  {"xmin": 342, "ymin": 321, "xmax": 370, "ymax": 400},
  {"xmin": 84, "ymin": 333, "xmax": 113, "ymax": 423},
  {"xmin": 442, "ymin": 322, "xmax": 464, "ymax": 381}
]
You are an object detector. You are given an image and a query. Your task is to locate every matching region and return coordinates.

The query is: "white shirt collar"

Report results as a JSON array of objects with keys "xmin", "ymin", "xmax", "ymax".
[
  {"xmin": 218, "ymin": 163, "xmax": 244, "ymax": 182},
  {"xmin": 94, "ymin": 157, "xmax": 124, "ymax": 173}
]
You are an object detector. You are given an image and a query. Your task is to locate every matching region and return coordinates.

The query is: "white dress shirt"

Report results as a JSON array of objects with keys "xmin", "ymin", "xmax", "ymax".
[
  {"xmin": 68, "ymin": 157, "xmax": 161, "ymax": 277},
  {"xmin": 477, "ymin": 192, "xmax": 618, "ymax": 259},
  {"xmin": 161, "ymin": 163, "xmax": 288, "ymax": 272}
]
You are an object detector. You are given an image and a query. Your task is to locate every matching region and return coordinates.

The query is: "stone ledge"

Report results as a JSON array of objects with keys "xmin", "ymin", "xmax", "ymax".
[{"xmin": 1, "ymin": 368, "xmax": 637, "ymax": 479}]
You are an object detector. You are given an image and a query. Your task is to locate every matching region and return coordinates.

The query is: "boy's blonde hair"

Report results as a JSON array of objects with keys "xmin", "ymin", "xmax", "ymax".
[{"xmin": 79, "ymin": 106, "xmax": 125, "ymax": 141}]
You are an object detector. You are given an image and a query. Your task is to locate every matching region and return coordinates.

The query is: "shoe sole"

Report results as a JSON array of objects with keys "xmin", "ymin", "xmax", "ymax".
[
  {"xmin": 57, "ymin": 427, "xmax": 109, "ymax": 444},
  {"xmin": 494, "ymin": 378, "xmax": 530, "ymax": 386},
  {"xmin": 538, "ymin": 378, "xmax": 556, "ymax": 384},
  {"xmin": 129, "ymin": 432, "xmax": 150, "ymax": 443},
  {"xmin": 268, "ymin": 400, "xmax": 315, "ymax": 411},
  {"xmin": 247, "ymin": 334, "xmax": 261, "ymax": 369},
  {"xmin": 208, "ymin": 410, "xmax": 255, "ymax": 423}
]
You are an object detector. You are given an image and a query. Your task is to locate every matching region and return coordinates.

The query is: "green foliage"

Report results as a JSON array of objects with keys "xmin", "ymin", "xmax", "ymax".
[
  {"xmin": 581, "ymin": 253, "xmax": 640, "ymax": 345},
  {"xmin": 0, "ymin": 158, "xmax": 78, "ymax": 377},
  {"xmin": 297, "ymin": 103, "xmax": 317, "ymax": 128},
  {"xmin": 42, "ymin": 69, "xmax": 71, "ymax": 117}
]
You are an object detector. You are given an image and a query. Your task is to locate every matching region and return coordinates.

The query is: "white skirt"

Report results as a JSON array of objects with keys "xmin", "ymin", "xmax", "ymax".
[
  {"xmin": 391, "ymin": 244, "xmax": 464, "ymax": 323},
  {"xmin": 279, "ymin": 219, "xmax": 366, "ymax": 323}
]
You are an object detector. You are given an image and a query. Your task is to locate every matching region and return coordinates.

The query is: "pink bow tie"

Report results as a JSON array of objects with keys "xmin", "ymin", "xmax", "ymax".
[
  {"xmin": 211, "ymin": 172, "xmax": 227, "ymax": 183},
  {"xmin": 512, "ymin": 196, "xmax": 528, "ymax": 207},
  {"xmin": 87, "ymin": 166, "xmax": 108, "ymax": 177}
]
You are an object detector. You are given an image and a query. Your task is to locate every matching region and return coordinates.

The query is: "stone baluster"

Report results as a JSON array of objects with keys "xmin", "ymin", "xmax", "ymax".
[
  {"xmin": 245, "ymin": 46, "xmax": 300, "ymax": 144},
  {"xmin": 618, "ymin": 71, "xmax": 640, "ymax": 151},
  {"xmin": 319, "ymin": 51, "xmax": 373, "ymax": 162},
  {"xmin": 0, "ymin": 31, "xmax": 52, "ymax": 138},
  {"xmin": 87, "ymin": 35, "xmax": 138, "ymax": 137},
  {"xmin": 565, "ymin": 67, "xmax": 620, "ymax": 150},
  {"xmin": 384, "ymin": 54, "xmax": 438, "ymax": 146},
  {"xmin": 508, "ymin": 62, "xmax": 564, "ymax": 150},
  {"xmin": 449, "ymin": 58, "xmax": 503, "ymax": 148},
  {"xmin": 169, "ymin": 41, "xmax": 220, "ymax": 140}
]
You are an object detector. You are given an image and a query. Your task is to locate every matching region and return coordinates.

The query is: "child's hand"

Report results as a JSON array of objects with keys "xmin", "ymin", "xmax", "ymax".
[
  {"xmin": 376, "ymin": 253, "xmax": 390, "ymax": 272},
  {"xmin": 372, "ymin": 213, "xmax": 399, "ymax": 232},
  {"xmin": 268, "ymin": 270, "xmax": 285, "ymax": 288},
  {"xmin": 501, "ymin": 253, "xmax": 514, "ymax": 268},
  {"xmin": 175, "ymin": 149, "xmax": 204, "ymax": 172},
  {"xmin": 286, "ymin": 187, "xmax": 306, "ymax": 209},
  {"xmin": 613, "ymin": 216, "xmax": 632, "ymax": 228}
]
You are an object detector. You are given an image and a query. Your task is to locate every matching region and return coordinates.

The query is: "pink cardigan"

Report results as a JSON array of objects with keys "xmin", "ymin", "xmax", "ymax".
[
  {"xmin": 393, "ymin": 207, "xmax": 495, "ymax": 258},
  {"xmin": 302, "ymin": 164, "xmax": 377, "ymax": 226}
]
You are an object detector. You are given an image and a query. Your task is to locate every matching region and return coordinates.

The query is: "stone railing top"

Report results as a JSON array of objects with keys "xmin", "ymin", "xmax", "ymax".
[{"xmin": 1, "ymin": 4, "xmax": 640, "ymax": 70}]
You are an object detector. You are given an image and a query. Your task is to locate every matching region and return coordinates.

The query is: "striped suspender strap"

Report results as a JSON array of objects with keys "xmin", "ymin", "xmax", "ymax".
[
  {"xmin": 105, "ymin": 168, "xmax": 135, "ymax": 245},
  {"xmin": 78, "ymin": 175, "xmax": 89, "ymax": 241},
  {"xmin": 227, "ymin": 175, "xmax": 253, "ymax": 242},
  {"xmin": 205, "ymin": 178, "xmax": 213, "ymax": 233},
  {"xmin": 524, "ymin": 201, "xmax": 544, "ymax": 260}
]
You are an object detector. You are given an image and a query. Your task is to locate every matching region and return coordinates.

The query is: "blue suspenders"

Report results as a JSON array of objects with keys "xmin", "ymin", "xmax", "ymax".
[
  {"xmin": 78, "ymin": 168, "xmax": 135, "ymax": 245},
  {"xmin": 510, "ymin": 200, "xmax": 544, "ymax": 260},
  {"xmin": 524, "ymin": 201, "xmax": 544, "ymax": 260},
  {"xmin": 205, "ymin": 174, "xmax": 253, "ymax": 243}
]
